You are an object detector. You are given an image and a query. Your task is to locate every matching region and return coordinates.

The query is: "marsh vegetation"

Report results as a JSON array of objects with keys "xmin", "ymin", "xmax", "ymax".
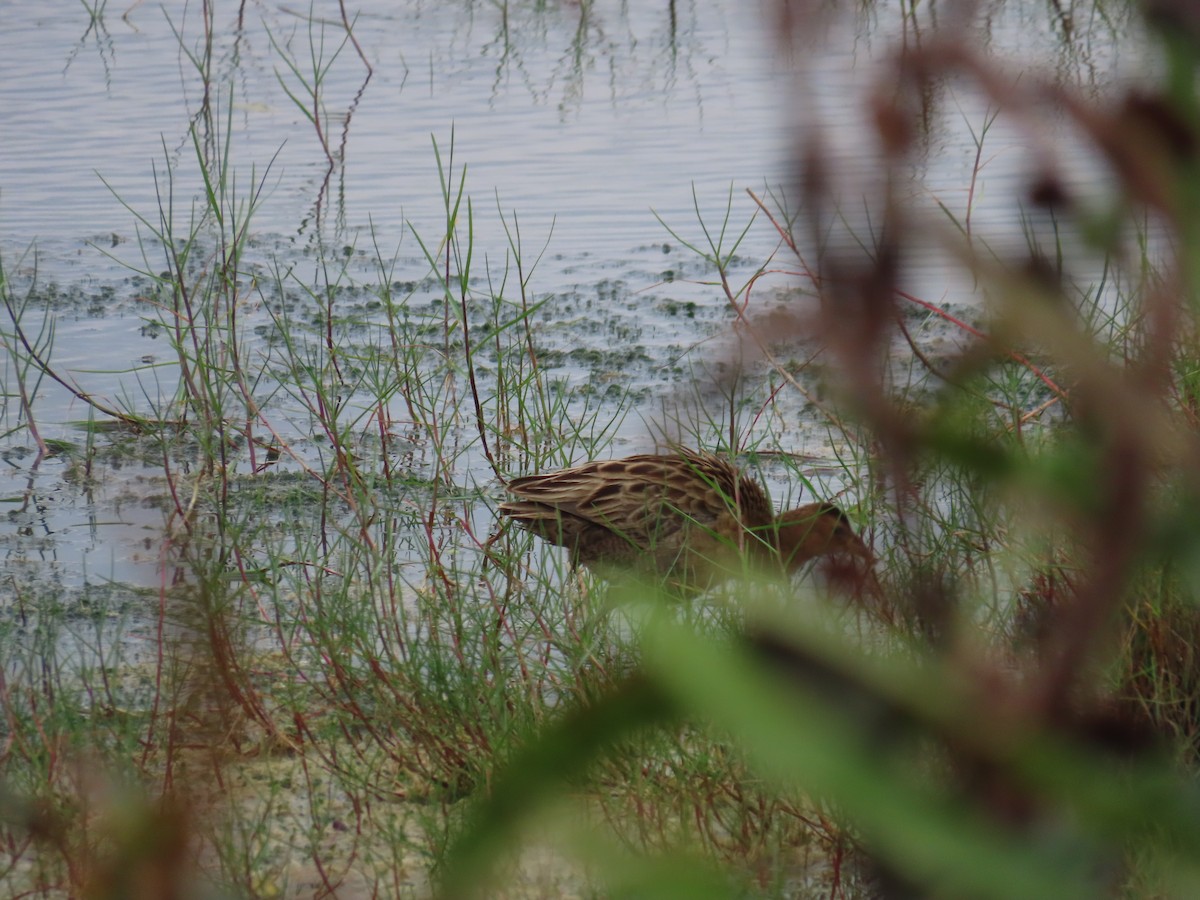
[{"xmin": 4, "ymin": 1, "xmax": 1200, "ymax": 897}]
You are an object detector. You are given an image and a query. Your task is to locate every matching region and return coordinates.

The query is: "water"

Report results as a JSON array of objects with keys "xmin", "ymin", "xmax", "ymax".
[
  {"xmin": 2, "ymin": 2, "xmax": 790, "ymax": 257},
  {"xmin": 0, "ymin": 0, "xmax": 1149, "ymax": 593}
]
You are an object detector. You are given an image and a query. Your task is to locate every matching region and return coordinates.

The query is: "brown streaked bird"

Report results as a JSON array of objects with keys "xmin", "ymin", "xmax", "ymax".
[{"xmin": 499, "ymin": 449, "xmax": 875, "ymax": 592}]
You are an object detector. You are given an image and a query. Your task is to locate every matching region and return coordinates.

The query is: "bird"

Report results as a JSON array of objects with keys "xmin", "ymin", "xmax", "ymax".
[{"xmin": 499, "ymin": 448, "xmax": 875, "ymax": 593}]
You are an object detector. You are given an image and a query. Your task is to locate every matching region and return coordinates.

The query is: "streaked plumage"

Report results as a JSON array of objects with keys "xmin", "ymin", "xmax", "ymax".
[{"xmin": 500, "ymin": 449, "xmax": 874, "ymax": 591}]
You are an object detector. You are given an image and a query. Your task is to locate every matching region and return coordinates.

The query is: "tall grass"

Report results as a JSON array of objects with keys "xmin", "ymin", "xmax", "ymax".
[{"xmin": 442, "ymin": 4, "xmax": 1200, "ymax": 899}]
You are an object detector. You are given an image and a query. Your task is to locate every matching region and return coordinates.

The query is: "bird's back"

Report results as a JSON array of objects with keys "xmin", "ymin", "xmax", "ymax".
[{"xmin": 500, "ymin": 450, "xmax": 776, "ymax": 582}]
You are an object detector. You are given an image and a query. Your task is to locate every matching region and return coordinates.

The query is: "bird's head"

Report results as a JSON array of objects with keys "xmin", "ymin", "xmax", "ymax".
[
  {"xmin": 773, "ymin": 503, "xmax": 881, "ymax": 601},
  {"xmin": 775, "ymin": 504, "xmax": 867, "ymax": 567}
]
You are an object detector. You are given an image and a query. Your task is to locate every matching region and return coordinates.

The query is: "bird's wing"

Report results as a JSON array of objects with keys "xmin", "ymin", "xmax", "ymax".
[{"xmin": 504, "ymin": 451, "xmax": 767, "ymax": 547}]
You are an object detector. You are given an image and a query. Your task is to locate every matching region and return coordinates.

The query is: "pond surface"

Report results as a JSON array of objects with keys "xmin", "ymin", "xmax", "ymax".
[{"xmin": 0, "ymin": 0, "xmax": 1148, "ymax": 593}]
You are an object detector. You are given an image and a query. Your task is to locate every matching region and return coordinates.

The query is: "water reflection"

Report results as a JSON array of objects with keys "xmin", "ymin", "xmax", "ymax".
[{"xmin": 0, "ymin": 0, "xmax": 1154, "ymax": 597}]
